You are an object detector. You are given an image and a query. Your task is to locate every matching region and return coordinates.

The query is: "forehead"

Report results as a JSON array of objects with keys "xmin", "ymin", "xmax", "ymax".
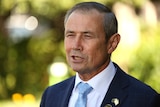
[{"xmin": 64, "ymin": 9, "xmax": 106, "ymax": 39}]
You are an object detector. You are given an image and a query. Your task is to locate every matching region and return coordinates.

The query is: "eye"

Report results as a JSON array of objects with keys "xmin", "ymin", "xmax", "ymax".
[
  {"xmin": 65, "ymin": 30, "xmax": 75, "ymax": 37},
  {"xmin": 83, "ymin": 34, "xmax": 93, "ymax": 39},
  {"xmin": 85, "ymin": 34, "xmax": 90, "ymax": 37},
  {"xmin": 65, "ymin": 33, "xmax": 75, "ymax": 38},
  {"xmin": 83, "ymin": 32, "xmax": 94, "ymax": 39}
]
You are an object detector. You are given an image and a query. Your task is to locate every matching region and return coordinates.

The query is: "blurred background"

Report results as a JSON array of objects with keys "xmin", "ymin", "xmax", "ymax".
[{"xmin": 0, "ymin": 0, "xmax": 160, "ymax": 107}]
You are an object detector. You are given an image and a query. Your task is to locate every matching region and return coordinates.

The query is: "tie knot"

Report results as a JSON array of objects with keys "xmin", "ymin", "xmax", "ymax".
[{"xmin": 77, "ymin": 82, "xmax": 93, "ymax": 94}]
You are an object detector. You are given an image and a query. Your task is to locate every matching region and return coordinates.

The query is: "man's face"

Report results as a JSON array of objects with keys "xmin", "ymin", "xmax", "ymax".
[{"xmin": 64, "ymin": 10, "xmax": 110, "ymax": 76}]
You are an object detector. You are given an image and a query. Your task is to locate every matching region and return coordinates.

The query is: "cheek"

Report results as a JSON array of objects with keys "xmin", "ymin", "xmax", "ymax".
[
  {"xmin": 85, "ymin": 44, "xmax": 99, "ymax": 59},
  {"xmin": 64, "ymin": 40, "xmax": 71, "ymax": 52},
  {"xmin": 64, "ymin": 42, "xmax": 71, "ymax": 62},
  {"xmin": 88, "ymin": 43, "xmax": 107, "ymax": 59}
]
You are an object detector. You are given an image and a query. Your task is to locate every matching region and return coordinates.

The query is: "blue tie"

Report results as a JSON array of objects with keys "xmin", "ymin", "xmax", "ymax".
[{"xmin": 75, "ymin": 82, "xmax": 93, "ymax": 107}]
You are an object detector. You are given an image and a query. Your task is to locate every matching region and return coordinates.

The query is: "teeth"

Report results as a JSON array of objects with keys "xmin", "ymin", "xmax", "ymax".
[
  {"xmin": 74, "ymin": 56, "xmax": 81, "ymax": 59},
  {"xmin": 72, "ymin": 56, "xmax": 82, "ymax": 60}
]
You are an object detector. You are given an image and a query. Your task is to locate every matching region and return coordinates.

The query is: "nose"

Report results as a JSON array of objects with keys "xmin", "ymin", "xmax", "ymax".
[{"xmin": 72, "ymin": 35, "xmax": 83, "ymax": 51}]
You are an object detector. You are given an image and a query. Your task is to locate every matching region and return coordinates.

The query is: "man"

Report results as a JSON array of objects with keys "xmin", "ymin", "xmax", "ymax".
[{"xmin": 40, "ymin": 2, "xmax": 158, "ymax": 107}]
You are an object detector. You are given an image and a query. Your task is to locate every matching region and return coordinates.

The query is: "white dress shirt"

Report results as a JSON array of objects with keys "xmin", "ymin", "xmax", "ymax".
[{"xmin": 68, "ymin": 61, "xmax": 116, "ymax": 107}]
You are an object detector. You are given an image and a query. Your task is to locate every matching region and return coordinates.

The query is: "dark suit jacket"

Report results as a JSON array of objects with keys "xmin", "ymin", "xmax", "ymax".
[
  {"xmin": 40, "ymin": 63, "xmax": 158, "ymax": 107},
  {"xmin": 153, "ymin": 94, "xmax": 160, "ymax": 107}
]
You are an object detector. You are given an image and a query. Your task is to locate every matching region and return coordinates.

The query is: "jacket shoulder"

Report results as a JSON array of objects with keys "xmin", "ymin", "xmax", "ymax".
[
  {"xmin": 40, "ymin": 76, "xmax": 75, "ymax": 107},
  {"xmin": 114, "ymin": 62, "xmax": 157, "ymax": 94},
  {"xmin": 47, "ymin": 76, "xmax": 75, "ymax": 93}
]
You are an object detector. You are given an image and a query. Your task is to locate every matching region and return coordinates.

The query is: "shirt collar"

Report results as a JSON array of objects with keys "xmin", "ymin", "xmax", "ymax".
[{"xmin": 74, "ymin": 61, "xmax": 116, "ymax": 93}]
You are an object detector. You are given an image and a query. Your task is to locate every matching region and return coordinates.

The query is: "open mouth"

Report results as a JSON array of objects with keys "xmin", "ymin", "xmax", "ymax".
[{"xmin": 71, "ymin": 55, "xmax": 84, "ymax": 62}]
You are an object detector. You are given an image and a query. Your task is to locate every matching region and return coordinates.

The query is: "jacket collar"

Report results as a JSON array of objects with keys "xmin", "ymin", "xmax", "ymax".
[
  {"xmin": 101, "ymin": 63, "xmax": 129, "ymax": 107},
  {"xmin": 60, "ymin": 76, "xmax": 75, "ymax": 107}
]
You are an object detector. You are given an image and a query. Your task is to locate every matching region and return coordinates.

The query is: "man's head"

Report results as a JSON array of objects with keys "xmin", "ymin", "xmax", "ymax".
[{"xmin": 64, "ymin": 2, "xmax": 120, "ymax": 80}]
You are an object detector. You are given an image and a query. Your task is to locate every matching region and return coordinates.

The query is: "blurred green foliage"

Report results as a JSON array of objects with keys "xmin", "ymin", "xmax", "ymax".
[
  {"xmin": 0, "ymin": 0, "xmax": 160, "ymax": 100},
  {"xmin": 0, "ymin": 0, "xmax": 68, "ymax": 99},
  {"xmin": 128, "ymin": 24, "xmax": 160, "ymax": 92}
]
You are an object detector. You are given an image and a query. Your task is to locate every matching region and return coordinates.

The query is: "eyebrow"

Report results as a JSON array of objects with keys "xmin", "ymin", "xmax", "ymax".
[
  {"xmin": 65, "ymin": 30, "xmax": 93, "ymax": 34},
  {"xmin": 65, "ymin": 30, "xmax": 74, "ymax": 34}
]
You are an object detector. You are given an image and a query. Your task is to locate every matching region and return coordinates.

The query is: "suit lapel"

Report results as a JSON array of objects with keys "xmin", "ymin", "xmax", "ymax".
[
  {"xmin": 60, "ymin": 76, "xmax": 75, "ymax": 107},
  {"xmin": 101, "ymin": 63, "xmax": 129, "ymax": 107}
]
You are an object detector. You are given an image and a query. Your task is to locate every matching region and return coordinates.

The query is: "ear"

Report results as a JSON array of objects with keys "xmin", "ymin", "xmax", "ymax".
[{"xmin": 107, "ymin": 33, "xmax": 120, "ymax": 54}]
